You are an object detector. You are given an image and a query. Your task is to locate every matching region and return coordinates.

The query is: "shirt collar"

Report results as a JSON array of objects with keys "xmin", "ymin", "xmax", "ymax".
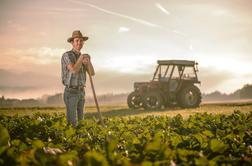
[{"xmin": 72, "ymin": 49, "xmax": 81, "ymax": 56}]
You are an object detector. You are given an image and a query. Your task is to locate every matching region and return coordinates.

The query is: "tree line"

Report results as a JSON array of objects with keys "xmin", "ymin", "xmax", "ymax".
[{"xmin": 0, "ymin": 84, "xmax": 252, "ymax": 107}]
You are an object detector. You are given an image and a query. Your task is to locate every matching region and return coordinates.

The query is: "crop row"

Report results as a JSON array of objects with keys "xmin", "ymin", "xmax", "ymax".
[{"xmin": 0, "ymin": 111, "xmax": 252, "ymax": 165}]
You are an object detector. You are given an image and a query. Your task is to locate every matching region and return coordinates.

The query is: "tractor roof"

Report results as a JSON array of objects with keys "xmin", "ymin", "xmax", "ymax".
[{"xmin": 157, "ymin": 60, "xmax": 196, "ymax": 66}]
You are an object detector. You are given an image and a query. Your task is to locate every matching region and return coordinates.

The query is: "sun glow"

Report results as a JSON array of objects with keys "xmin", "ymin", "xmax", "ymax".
[{"xmin": 100, "ymin": 55, "xmax": 157, "ymax": 74}]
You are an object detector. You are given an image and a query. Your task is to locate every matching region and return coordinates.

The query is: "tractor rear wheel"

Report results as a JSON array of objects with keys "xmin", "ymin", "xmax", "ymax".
[
  {"xmin": 178, "ymin": 85, "xmax": 201, "ymax": 108},
  {"xmin": 143, "ymin": 92, "xmax": 163, "ymax": 110},
  {"xmin": 127, "ymin": 91, "xmax": 143, "ymax": 109}
]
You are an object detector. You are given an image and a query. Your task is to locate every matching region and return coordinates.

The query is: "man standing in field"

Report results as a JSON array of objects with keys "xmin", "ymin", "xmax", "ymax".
[{"xmin": 61, "ymin": 30, "xmax": 95, "ymax": 127}]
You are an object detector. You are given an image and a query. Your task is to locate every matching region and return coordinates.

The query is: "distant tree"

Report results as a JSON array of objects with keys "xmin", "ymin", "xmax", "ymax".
[
  {"xmin": 19, "ymin": 99, "xmax": 40, "ymax": 107},
  {"xmin": 47, "ymin": 93, "xmax": 64, "ymax": 106},
  {"xmin": 240, "ymin": 84, "xmax": 252, "ymax": 99},
  {"xmin": 0, "ymin": 96, "xmax": 5, "ymax": 105}
]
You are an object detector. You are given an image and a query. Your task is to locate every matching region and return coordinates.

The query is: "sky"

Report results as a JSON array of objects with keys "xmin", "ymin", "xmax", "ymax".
[{"xmin": 0, "ymin": 0, "xmax": 252, "ymax": 99}]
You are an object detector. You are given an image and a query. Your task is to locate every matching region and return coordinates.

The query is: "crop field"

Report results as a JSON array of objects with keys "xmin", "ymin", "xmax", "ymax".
[
  {"xmin": 1, "ymin": 102, "xmax": 252, "ymax": 118},
  {"xmin": 0, "ymin": 102, "xmax": 252, "ymax": 165}
]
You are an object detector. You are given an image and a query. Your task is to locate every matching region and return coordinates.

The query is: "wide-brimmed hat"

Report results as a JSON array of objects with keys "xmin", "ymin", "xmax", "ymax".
[{"xmin": 67, "ymin": 30, "xmax": 88, "ymax": 43}]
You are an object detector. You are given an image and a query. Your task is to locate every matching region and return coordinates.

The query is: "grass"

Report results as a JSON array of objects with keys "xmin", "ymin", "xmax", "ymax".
[{"xmin": 0, "ymin": 102, "xmax": 252, "ymax": 118}]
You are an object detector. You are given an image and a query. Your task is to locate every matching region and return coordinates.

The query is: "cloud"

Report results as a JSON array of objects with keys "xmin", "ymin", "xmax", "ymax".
[
  {"xmin": 42, "ymin": 7, "xmax": 87, "ymax": 12},
  {"xmin": 198, "ymin": 67, "xmax": 235, "ymax": 93},
  {"xmin": 189, "ymin": 44, "xmax": 193, "ymax": 50},
  {"xmin": 0, "ymin": 64, "xmax": 245, "ymax": 99},
  {"xmin": 0, "ymin": 68, "xmax": 151, "ymax": 99},
  {"xmin": 2, "ymin": 47, "xmax": 66, "ymax": 65},
  {"xmin": 7, "ymin": 20, "xmax": 27, "ymax": 32},
  {"xmin": 212, "ymin": 9, "xmax": 229, "ymax": 16},
  {"xmin": 39, "ymin": 32, "xmax": 47, "ymax": 36},
  {"xmin": 155, "ymin": 3, "xmax": 170, "ymax": 15},
  {"xmin": 27, "ymin": 6, "xmax": 89, "ymax": 17},
  {"xmin": 172, "ymin": 30, "xmax": 186, "ymax": 37},
  {"xmin": 71, "ymin": 0, "xmax": 190, "ymax": 40},
  {"xmin": 85, "ymin": 70, "xmax": 151, "ymax": 94},
  {"xmin": 1, "ymin": 0, "xmax": 251, "ymax": 97},
  {"xmin": 118, "ymin": 27, "xmax": 130, "ymax": 32},
  {"xmin": 0, "ymin": 69, "xmax": 61, "ymax": 88},
  {"xmin": 67, "ymin": 0, "xmax": 192, "ymax": 44},
  {"xmin": 68, "ymin": 0, "xmax": 160, "ymax": 27},
  {"xmin": 98, "ymin": 54, "xmax": 157, "ymax": 74},
  {"xmin": 196, "ymin": 53, "xmax": 252, "ymax": 76},
  {"xmin": 0, "ymin": 86, "xmax": 37, "ymax": 93},
  {"xmin": 0, "ymin": 68, "xmax": 62, "ymax": 99}
]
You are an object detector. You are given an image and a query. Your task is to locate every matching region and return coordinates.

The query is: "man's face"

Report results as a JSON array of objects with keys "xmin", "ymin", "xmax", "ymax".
[{"xmin": 71, "ymin": 37, "xmax": 84, "ymax": 51}]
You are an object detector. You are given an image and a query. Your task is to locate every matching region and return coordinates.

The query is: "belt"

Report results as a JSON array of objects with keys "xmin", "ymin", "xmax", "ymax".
[{"xmin": 66, "ymin": 86, "xmax": 84, "ymax": 91}]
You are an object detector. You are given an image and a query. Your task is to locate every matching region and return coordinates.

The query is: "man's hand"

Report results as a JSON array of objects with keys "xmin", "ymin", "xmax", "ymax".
[
  {"xmin": 82, "ymin": 54, "xmax": 90, "ymax": 65},
  {"xmin": 81, "ymin": 54, "xmax": 95, "ymax": 76}
]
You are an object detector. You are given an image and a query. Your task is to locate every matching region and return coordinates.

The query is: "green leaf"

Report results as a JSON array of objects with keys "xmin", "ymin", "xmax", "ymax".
[
  {"xmin": 132, "ymin": 137, "xmax": 140, "ymax": 145},
  {"xmin": 176, "ymin": 149, "xmax": 192, "ymax": 162},
  {"xmin": 202, "ymin": 130, "xmax": 214, "ymax": 137},
  {"xmin": 195, "ymin": 156, "xmax": 209, "ymax": 166},
  {"xmin": 65, "ymin": 128, "xmax": 75, "ymax": 138},
  {"xmin": 209, "ymin": 139, "xmax": 227, "ymax": 153},
  {"xmin": 170, "ymin": 134, "xmax": 182, "ymax": 147},
  {"xmin": 58, "ymin": 150, "xmax": 78, "ymax": 165},
  {"xmin": 11, "ymin": 139, "xmax": 21, "ymax": 146},
  {"xmin": 0, "ymin": 125, "xmax": 10, "ymax": 147},
  {"xmin": 193, "ymin": 133, "xmax": 204, "ymax": 145},
  {"xmin": 32, "ymin": 139, "xmax": 44, "ymax": 149},
  {"xmin": 145, "ymin": 140, "xmax": 160, "ymax": 152},
  {"xmin": 0, "ymin": 125, "xmax": 10, "ymax": 156},
  {"xmin": 83, "ymin": 151, "xmax": 109, "ymax": 166},
  {"xmin": 141, "ymin": 161, "xmax": 152, "ymax": 166}
]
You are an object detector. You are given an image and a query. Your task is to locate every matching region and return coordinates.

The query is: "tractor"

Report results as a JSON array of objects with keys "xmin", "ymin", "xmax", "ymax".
[{"xmin": 127, "ymin": 60, "xmax": 202, "ymax": 110}]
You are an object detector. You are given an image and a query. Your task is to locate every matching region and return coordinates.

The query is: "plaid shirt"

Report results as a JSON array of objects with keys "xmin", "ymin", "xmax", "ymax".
[{"xmin": 61, "ymin": 50, "xmax": 86, "ymax": 87}]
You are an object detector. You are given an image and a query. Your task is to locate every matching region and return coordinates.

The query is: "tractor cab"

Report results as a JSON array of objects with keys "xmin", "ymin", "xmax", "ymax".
[{"xmin": 127, "ymin": 60, "xmax": 202, "ymax": 110}]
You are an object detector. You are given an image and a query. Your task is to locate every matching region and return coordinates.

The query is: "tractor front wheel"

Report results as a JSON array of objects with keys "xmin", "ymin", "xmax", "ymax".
[
  {"xmin": 143, "ymin": 92, "xmax": 163, "ymax": 110},
  {"xmin": 127, "ymin": 91, "xmax": 143, "ymax": 109}
]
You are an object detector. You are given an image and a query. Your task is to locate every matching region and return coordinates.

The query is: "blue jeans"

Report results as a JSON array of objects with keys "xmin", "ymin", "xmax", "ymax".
[{"xmin": 63, "ymin": 87, "xmax": 85, "ymax": 127}]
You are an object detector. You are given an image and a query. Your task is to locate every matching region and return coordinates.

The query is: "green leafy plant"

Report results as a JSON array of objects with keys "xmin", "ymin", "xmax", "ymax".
[{"xmin": 0, "ymin": 111, "xmax": 252, "ymax": 165}]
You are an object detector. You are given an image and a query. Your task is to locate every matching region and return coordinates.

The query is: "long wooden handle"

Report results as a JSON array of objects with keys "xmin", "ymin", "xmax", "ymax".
[
  {"xmin": 88, "ymin": 72, "xmax": 105, "ymax": 127},
  {"xmin": 84, "ymin": 55, "xmax": 95, "ymax": 76}
]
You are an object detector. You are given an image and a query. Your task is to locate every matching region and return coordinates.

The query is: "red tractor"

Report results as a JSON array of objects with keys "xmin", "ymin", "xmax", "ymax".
[{"xmin": 127, "ymin": 60, "xmax": 202, "ymax": 110}]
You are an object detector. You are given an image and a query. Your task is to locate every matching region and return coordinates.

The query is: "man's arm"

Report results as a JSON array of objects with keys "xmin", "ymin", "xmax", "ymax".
[
  {"xmin": 67, "ymin": 55, "xmax": 84, "ymax": 74},
  {"xmin": 82, "ymin": 54, "xmax": 95, "ymax": 76}
]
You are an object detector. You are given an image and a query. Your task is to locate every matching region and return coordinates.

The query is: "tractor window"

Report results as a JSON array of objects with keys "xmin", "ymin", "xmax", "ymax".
[
  {"xmin": 183, "ymin": 66, "xmax": 196, "ymax": 79},
  {"xmin": 164, "ymin": 65, "xmax": 172, "ymax": 78},
  {"xmin": 159, "ymin": 65, "xmax": 164, "ymax": 76},
  {"xmin": 171, "ymin": 66, "xmax": 180, "ymax": 79},
  {"xmin": 155, "ymin": 65, "xmax": 171, "ymax": 81}
]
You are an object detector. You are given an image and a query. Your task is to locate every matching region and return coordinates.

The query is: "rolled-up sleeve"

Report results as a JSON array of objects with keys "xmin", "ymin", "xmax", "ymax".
[
  {"xmin": 61, "ymin": 52, "xmax": 75, "ymax": 86},
  {"xmin": 62, "ymin": 53, "xmax": 73, "ymax": 66}
]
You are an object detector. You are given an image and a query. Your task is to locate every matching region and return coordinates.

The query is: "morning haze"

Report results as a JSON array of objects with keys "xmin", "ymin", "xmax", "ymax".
[{"xmin": 1, "ymin": 0, "xmax": 252, "ymax": 99}]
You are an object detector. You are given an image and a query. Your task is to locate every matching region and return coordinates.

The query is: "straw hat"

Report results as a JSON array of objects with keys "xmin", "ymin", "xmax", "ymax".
[{"xmin": 67, "ymin": 30, "xmax": 88, "ymax": 43}]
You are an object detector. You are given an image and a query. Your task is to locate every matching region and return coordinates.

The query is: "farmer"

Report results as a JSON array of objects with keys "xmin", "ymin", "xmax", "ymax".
[{"xmin": 61, "ymin": 30, "xmax": 95, "ymax": 127}]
